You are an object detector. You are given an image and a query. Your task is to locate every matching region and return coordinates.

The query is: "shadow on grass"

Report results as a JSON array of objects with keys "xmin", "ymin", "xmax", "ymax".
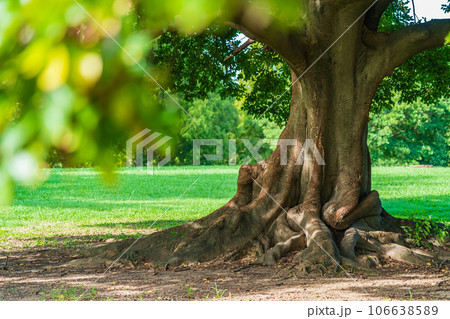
[
  {"xmin": 85, "ymin": 219, "xmax": 192, "ymax": 230},
  {"xmin": 0, "ymin": 234, "xmax": 146, "ymax": 253}
]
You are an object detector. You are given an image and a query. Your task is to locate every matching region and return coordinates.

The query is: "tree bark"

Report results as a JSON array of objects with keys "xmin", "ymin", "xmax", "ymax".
[
  {"xmin": 76, "ymin": 2, "xmax": 450, "ymax": 270},
  {"xmin": 82, "ymin": 55, "xmax": 449, "ymax": 270}
]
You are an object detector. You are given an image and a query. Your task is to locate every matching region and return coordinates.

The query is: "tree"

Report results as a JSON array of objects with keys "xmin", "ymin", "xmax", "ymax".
[
  {"xmin": 84, "ymin": 0, "xmax": 450, "ymax": 269},
  {"xmin": 368, "ymin": 98, "xmax": 450, "ymax": 167},
  {"xmin": 2, "ymin": 1, "xmax": 450, "ymax": 269},
  {"xmin": 172, "ymin": 93, "xmax": 271, "ymax": 166}
]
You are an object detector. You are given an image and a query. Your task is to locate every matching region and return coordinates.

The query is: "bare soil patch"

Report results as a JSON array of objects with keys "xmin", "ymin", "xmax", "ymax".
[{"xmin": 1, "ymin": 244, "xmax": 449, "ymax": 301}]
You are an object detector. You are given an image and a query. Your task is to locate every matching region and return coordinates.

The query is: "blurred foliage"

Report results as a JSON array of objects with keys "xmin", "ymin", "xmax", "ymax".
[
  {"xmin": 369, "ymin": 98, "xmax": 450, "ymax": 166},
  {"xmin": 0, "ymin": 0, "xmax": 304, "ymax": 204},
  {"xmin": 0, "ymin": 0, "xmax": 180, "ymax": 204},
  {"xmin": 136, "ymin": 0, "xmax": 305, "ymax": 34}
]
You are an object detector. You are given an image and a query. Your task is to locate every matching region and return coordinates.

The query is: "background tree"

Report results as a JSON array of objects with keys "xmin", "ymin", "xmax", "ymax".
[
  {"xmin": 369, "ymin": 98, "xmax": 450, "ymax": 167},
  {"xmin": 1, "ymin": 0, "xmax": 449, "ymax": 269},
  {"xmin": 173, "ymin": 93, "xmax": 274, "ymax": 166}
]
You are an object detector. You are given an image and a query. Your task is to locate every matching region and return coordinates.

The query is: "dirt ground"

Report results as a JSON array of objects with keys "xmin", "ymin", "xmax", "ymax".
[{"xmin": 1, "ymin": 243, "xmax": 449, "ymax": 301}]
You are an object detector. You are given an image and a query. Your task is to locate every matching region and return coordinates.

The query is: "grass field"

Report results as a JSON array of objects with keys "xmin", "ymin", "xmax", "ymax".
[{"xmin": 0, "ymin": 166, "xmax": 449, "ymax": 249}]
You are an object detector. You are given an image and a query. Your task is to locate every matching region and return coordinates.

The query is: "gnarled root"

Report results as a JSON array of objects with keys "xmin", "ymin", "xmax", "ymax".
[
  {"xmin": 69, "ymin": 161, "xmax": 449, "ymax": 272},
  {"xmin": 254, "ymin": 233, "xmax": 306, "ymax": 265},
  {"xmin": 339, "ymin": 215, "xmax": 450, "ymax": 268}
]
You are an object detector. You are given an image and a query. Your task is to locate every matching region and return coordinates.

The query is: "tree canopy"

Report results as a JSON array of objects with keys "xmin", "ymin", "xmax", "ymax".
[{"xmin": 152, "ymin": 0, "xmax": 450, "ymax": 124}]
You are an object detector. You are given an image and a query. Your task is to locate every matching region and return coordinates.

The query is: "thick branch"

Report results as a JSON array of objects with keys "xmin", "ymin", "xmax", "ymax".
[
  {"xmin": 364, "ymin": 0, "xmax": 394, "ymax": 31},
  {"xmin": 383, "ymin": 19, "xmax": 450, "ymax": 73},
  {"xmin": 224, "ymin": 5, "xmax": 307, "ymax": 70},
  {"xmin": 224, "ymin": 38, "xmax": 256, "ymax": 61}
]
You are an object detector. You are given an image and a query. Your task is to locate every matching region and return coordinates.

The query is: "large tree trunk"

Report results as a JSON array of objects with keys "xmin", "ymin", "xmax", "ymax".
[
  {"xmin": 82, "ymin": 59, "xmax": 448, "ymax": 270},
  {"xmin": 79, "ymin": 3, "xmax": 450, "ymax": 270}
]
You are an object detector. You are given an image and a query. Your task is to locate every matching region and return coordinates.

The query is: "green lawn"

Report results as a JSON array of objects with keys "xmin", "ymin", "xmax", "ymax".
[{"xmin": 0, "ymin": 166, "xmax": 449, "ymax": 249}]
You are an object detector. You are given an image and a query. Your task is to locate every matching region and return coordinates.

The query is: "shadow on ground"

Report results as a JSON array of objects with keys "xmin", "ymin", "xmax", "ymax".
[{"xmin": 1, "ymin": 246, "xmax": 449, "ymax": 301}]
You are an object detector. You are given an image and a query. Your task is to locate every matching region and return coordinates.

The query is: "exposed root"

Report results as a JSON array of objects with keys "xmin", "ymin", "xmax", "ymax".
[
  {"xmin": 60, "ymin": 51, "xmax": 448, "ymax": 273},
  {"xmin": 340, "ymin": 227, "xmax": 359, "ymax": 260},
  {"xmin": 73, "ymin": 160, "xmax": 300, "ymax": 267},
  {"xmin": 294, "ymin": 242, "xmax": 341, "ymax": 274},
  {"xmin": 68, "ymin": 157, "xmax": 448, "ymax": 273},
  {"xmin": 339, "ymin": 217, "xmax": 450, "ymax": 268},
  {"xmin": 254, "ymin": 234, "xmax": 306, "ymax": 265},
  {"xmin": 71, "ymin": 205, "xmax": 449, "ymax": 273},
  {"xmin": 323, "ymin": 190, "xmax": 382, "ymax": 230},
  {"xmin": 289, "ymin": 206, "xmax": 342, "ymax": 272}
]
